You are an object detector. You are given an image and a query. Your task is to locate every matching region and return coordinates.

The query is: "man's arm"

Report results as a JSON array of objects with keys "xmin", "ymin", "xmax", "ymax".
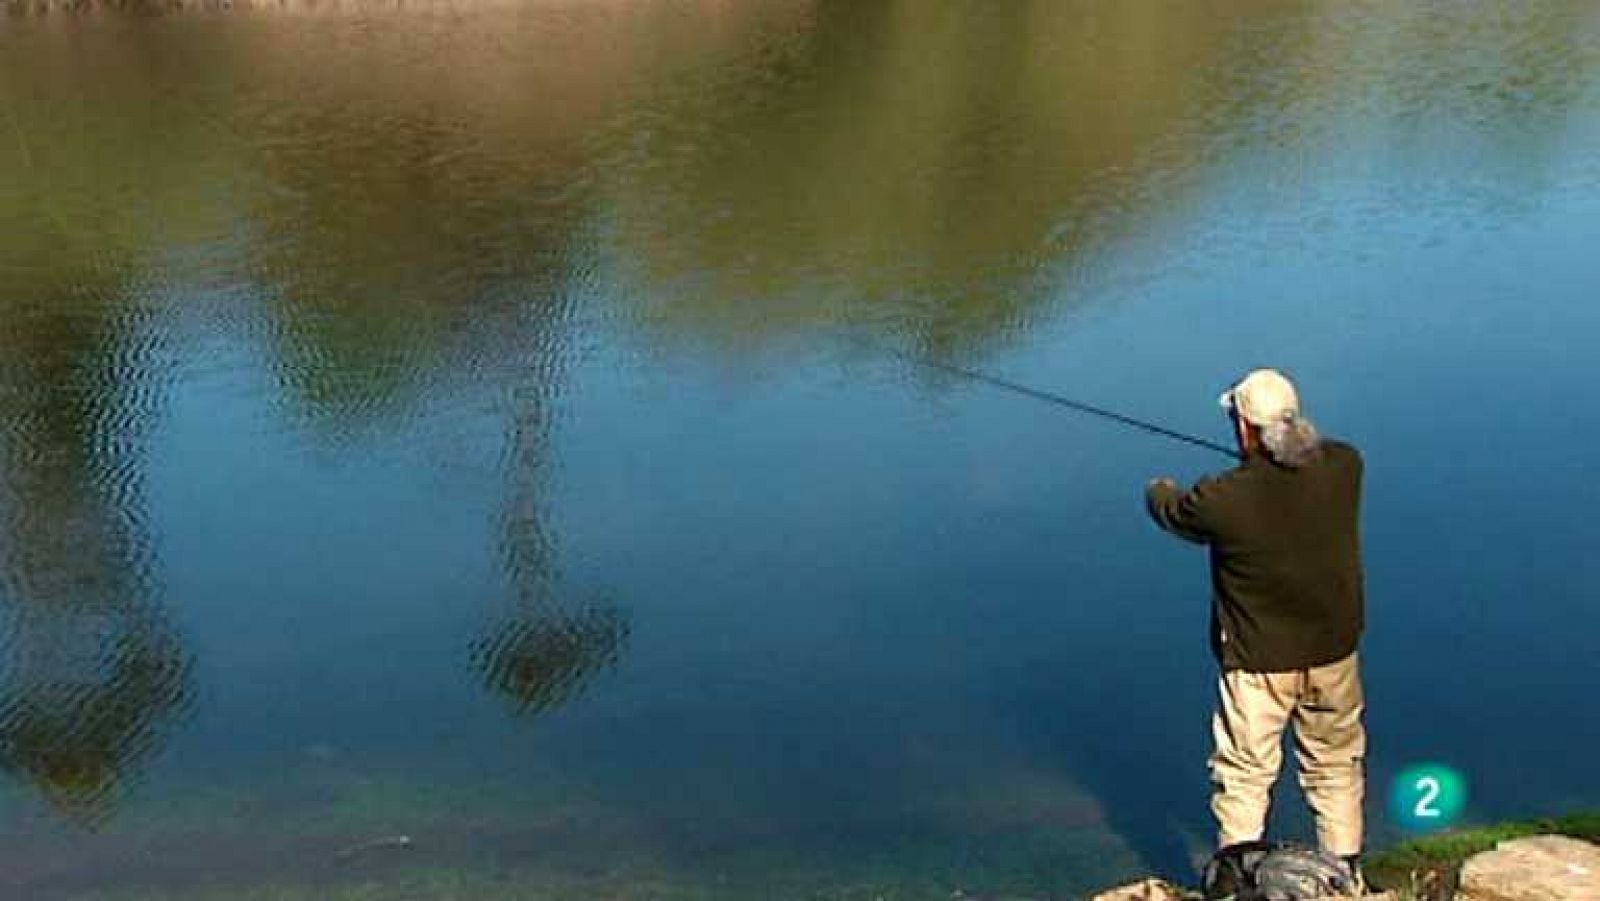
[{"xmin": 1145, "ymin": 477, "xmax": 1217, "ymax": 545}]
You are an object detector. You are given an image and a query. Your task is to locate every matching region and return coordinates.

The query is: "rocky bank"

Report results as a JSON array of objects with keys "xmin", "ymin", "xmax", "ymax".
[{"xmin": 1090, "ymin": 833, "xmax": 1599, "ymax": 901}]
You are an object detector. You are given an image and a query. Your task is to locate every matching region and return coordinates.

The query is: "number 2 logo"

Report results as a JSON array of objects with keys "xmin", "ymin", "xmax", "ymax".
[
  {"xmin": 1393, "ymin": 765, "xmax": 1465, "ymax": 831},
  {"xmin": 1413, "ymin": 776, "xmax": 1442, "ymax": 819}
]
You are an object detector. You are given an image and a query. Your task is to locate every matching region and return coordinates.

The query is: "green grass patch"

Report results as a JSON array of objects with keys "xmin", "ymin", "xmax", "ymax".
[{"xmin": 1365, "ymin": 811, "xmax": 1600, "ymax": 899}]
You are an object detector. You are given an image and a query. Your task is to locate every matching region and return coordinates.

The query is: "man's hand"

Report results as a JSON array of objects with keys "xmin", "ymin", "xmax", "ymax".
[{"xmin": 1146, "ymin": 477, "xmax": 1180, "ymax": 511}]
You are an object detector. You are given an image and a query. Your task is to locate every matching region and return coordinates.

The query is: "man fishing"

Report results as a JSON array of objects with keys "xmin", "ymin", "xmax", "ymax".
[{"xmin": 1145, "ymin": 369, "xmax": 1367, "ymax": 881}]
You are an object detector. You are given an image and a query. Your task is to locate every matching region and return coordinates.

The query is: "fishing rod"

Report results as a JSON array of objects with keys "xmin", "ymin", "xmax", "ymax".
[{"xmin": 877, "ymin": 345, "xmax": 1240, "ymax": 460}]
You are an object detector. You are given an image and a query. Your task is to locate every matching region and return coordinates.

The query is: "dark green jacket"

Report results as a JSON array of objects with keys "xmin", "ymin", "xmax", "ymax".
[{"xmin": 1146, "ymin": 440, "xmax": 1364, "ymax": 672}]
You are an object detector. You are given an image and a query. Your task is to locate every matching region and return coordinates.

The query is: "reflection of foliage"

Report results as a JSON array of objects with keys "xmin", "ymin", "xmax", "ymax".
[
  {"xmin": 603, "ymin": 0, "xmax": 1600, "ymax": 358},
  {"xmin": 0, "ymin": 612, "xmax": 192, "ymax": 824},
  {"xmin": 0, "ymin": 27, "xmax": 238, "ymax": 267},
  {"xmin": 470, "ymin": 602, "xmax": 629, "ymax": 718},
  {"xmin": 605, "ymin": 0, "xmax": 1283, "ymax": 353},
  {"xmin": 468, "ymin": 373, "xmax": 631, "ymax": 719},
  {"xmin": 0, "ymin": 230, "xmax": 194, "ymax": 823},
  {"xmin": 0, "ymin": 299, "xmax": 196, "ymax": 825},
  {"xmin": 232, "ymin": 3, "xmax": 805, "ymax": 440},
  {"xmin": 244, "ymin": 108, "xmax": 579, "ymax": 434}
]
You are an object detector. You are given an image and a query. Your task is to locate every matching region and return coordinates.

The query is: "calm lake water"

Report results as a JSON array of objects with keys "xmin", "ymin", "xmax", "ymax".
[{"xmin": 2, "ymin": 2, "xmax": 1599, "ymax": 897}]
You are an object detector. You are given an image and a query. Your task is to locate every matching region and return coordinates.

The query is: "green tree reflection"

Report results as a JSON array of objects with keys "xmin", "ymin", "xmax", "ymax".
[
  {"xmin": 0, "ymin": 277, "xmax": 193, "ymax": 825},
  {"xmin": 0, "ymin": 28, "xmax": 240, "ymax": 822},
  {"xmin": 600, "ymin": 0, "xmax": 1600, "ymax": 361},
  {"xmin": 470, "ymin": 379, "xmax": 630, "ymax": 719},
  {"xmin": 602, "ymin": 0, "xmax": 1290, "ymax": 355},
  {"xmin": 227, "ymin": 10, "xmax": 688, "ymax": 719}
]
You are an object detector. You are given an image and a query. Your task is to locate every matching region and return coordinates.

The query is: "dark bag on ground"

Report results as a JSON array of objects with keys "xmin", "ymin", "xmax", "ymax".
[{"xmin": 1202, "ymin": 840, "xmax": 1359, "ymax": 900}]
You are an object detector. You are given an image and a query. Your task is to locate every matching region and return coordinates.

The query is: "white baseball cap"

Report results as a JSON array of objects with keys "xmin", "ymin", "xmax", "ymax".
[{"xmin": 1219, "ymin": 368, "xmax": 1300, "ymax": 426}]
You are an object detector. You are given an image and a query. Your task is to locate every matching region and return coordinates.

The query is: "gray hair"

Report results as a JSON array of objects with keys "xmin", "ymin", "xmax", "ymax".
[{"xmin": 1258, "ymin": 413, "xmax": 1322, "ymax": 468}]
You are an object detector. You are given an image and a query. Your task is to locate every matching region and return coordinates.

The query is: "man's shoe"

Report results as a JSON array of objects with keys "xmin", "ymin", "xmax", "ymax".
[{"xmin": 1341, "ymin": 854, "xmax": 1366, "ymax": 896}]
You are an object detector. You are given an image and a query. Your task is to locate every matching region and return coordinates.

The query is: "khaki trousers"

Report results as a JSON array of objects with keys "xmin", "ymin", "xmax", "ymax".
[{"xmin": 1209, "ymin": 651, "xmax": 1366, "ymax": 856}]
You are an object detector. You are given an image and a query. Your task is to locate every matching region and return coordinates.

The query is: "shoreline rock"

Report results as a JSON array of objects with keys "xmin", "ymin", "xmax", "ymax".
[
  {"xmin": 1087, "ymin": 879, "xmax": 1397, "ymax": 900},
  {"xmin": 1457, "ymin": 835, "xmax": 1600, "ymax": 901},
  {"xmin": 1090, "ymin": 833, "xmax": 1599, "ymax": 901}
]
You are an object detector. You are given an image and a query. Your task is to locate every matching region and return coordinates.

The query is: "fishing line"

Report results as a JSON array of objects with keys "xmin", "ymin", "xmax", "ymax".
[{"xmin": 876, "ymin": 344, "xmax": 1240, "ymax": 459}]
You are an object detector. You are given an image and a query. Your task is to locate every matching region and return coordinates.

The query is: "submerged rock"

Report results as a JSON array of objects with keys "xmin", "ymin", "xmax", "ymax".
[{"xmin": 1457, "ymin": 835, "xmax": 1600, "ymax": 901}]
